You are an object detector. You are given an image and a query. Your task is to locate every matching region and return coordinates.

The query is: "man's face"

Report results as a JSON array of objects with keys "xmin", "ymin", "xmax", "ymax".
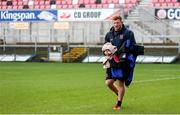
[{"xmin": 113, "ymin": 19, "xmax": 123, "ymax": 31}]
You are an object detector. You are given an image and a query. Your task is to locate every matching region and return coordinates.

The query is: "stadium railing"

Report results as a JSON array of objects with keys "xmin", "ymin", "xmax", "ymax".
[{"xmin": 0, "ymin": 44, "xmax": 63, "ymax": 62}]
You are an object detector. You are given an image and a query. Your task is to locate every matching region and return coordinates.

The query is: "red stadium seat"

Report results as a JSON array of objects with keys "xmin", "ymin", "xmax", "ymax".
[
  {"xmin": 29, "ymin": 5, "xmax": 34, "ymax": 9},
  {"xmin": 167, "ymin": 2, "xmax": 173, "ymax": 6},
  {"xmin": 18, "ymin": 5, "xmax": 23, "ymax": 9},
  {"xmin": 154, "ymin": 3, "xmax": 161, "ymax": 7},
  {"xmin": 107, "ymin": 0, "xmax": 113, "ymax": 4},
  {"xmin": 174, "ymin": 2, "xmax": 180, "ymax": 6},
  {"xmin": 34, "ymin": 5, "xmax": 40, "ymax": 9},
  {"xmin": 39, "ymin": 1, "xmax": 45, "ymax": 5},
  {"xmin": 2, "ymin": 5, "xmax": 7, "ymax": 9},
  {"xmin": 152, "ymin": 0, "xmax": 159, "ymax": 3},
  {"xmin": 62, "ymin": 4, "xmax": 68, "ymax": 8},
  {"xmin": 66, "ymin": 0, "xmax": 72, "ymax": 5},
  {"xmin": 13, "ymin": 5, "xmax": 18, "ymax": 9},
  {"xmin": 68, "ymin": 4, "xmax": 73, "ymax": 8},
  {"xmin": 45, "ymin": 1, "xmax": 50, "ymax": 5},
  {"xmin": 126, "ymin": 3, "xmax": 134, "ymax": 8},
  {"xmin": 85, "ymin": 4, "xmax": 91, "ymax": 8},
  {"xmin": 159, "ymin": 0, "xmax": 165, "ymax": 3},
  {"xmin": 13, "ymin": 1, "xmax": 18, "ymax": 5},
  {"xmin": 91, "ymin": 4, "xmax": 97, "ymax": 8},
  {"xmin": 161, "ymin": 2, "xmax": 167, "ymax": 7},
  {"xmin": 18, "ymin": 1, "xmax": 23, "ymax": 5},
  {"xmin": 102, "ymin": 3, "xmax": 108, "ymax": 8},
  {"xmin": 114, "ymin": 3, "xmax": 120, "ymax": 7},
  {"xmin": 90, "ymin": 0, "xmax": 96, "ymax": 4},
  {"xmin": 171, "ymin": 0, "xmax": 177, "ymax": 2},
  {"xmin": 73, "ymin": 4, "xmax": 79, "ymax": 8},
  {"xmin": 125, "ymin": 0, "xmax": 131, "ymax": 3},
  {"xmin": 40, "ymin": 5, "xmax": 45, "ymax": 9},
  {"xmin": 34, "ymin": 1, "xmax": 39, "ymax": 5},
  {"xmin": 78, "ymin": 0, "xmax": 84, "ymax": 4},
  {"xmin": 101, "ymin": 0, "xmax": 107, "ymax": 4},
  {"xmin": 39, "ymin": 5, "xmax": 45, "ymax": 9},
  {"xmin": 97, "ymin": 4, "xmax": 103, "ymax": 8},
  {"xmin": 62, "ymin": 0, "xmax": 67, "ymax": 4},
  {"xmin": 57, "ymin": 4, "xmax": 62, "ymax": 9},
  {"xmin": 165, "ymin": 0, "xmax": 171, "ymax": 2},
  {"xmin": 112, "ymin": 0, "xmax": 119, "ymax": 4},
  {"xmin": 56, "ymin": 0, "xmax": 62, "ymax": 5},
  {"xmin": 84, "ymin": 0, "xmax": 90, "ymax": 4},
  {"xmin": 45, "ymin": 5, "xmax": 51, "ymax": 9},
  {"xmin": 131, "ymin": 0, "xmax": 137, "ymax": 4},
  {"xmin": 2, "ymin": 1, "xmax": 6, "ymax": 6}
]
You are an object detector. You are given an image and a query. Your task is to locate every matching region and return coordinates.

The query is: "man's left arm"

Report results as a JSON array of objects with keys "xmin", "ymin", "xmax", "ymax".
[{"xmin": 124, "ymin": 31, "xmax": 136, "ymax": 53}]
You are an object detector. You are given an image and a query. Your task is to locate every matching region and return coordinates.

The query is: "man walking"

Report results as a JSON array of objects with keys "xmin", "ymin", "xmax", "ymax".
[{"xmin": 103, "ymin": 15, "xmax": 137, "ymax": 110}]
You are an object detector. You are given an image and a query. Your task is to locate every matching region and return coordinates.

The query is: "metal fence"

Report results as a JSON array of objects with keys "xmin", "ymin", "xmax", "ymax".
[
  {"xmin": 0, "ymin": 21, "xmax": 114, "ymax": 44},
  {"xmin": 0, "ymin": 44, "xmax": 62, "ymax": 62}
]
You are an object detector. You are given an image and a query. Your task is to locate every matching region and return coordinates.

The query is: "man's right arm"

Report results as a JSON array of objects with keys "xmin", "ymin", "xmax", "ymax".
[{"xmin": 104, "ymin": 33, "xmax": 110, "ymax": 43}]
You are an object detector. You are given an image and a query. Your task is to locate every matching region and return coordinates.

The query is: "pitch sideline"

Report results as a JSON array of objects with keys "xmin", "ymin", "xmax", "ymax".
[{"xmin": 133, "ymin": 76, "xmax": 180, "ymax": 83}]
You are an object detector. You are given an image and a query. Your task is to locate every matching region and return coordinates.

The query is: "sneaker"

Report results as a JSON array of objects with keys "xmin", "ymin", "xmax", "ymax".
[{"xmin": 113, "ymin": 105, "xmax": 121, "ymax": 110}]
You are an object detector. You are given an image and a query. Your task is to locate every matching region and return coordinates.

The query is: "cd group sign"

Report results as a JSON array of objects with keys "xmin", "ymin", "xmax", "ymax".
[{"xmin": 155, "ymin": 8, "xmax": 180, "ymax": 20}]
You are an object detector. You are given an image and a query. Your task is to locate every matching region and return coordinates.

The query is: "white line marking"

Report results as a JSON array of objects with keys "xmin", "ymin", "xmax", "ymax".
[
  {"xmin": 133, "ymin": 76, "xmax": 180, "ymax": 83},
  {"xmin": 153, "ymin": 70, "xmax": 180, "ymax": 72},
  {"xmin": 136, "ymin": 69, "xmax": 180, "ymax": 72}
]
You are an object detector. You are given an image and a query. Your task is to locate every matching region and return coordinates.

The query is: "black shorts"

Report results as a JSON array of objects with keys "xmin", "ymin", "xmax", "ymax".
[{"xmin": 105, "ymin": 68, "xmax": 113, "ymax": 80}]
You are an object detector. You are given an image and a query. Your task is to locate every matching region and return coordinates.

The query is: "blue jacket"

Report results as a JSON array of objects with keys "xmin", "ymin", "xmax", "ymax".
[
  {"xmin": 105, "ymin": 24, "xmax": 136, "ymax": 54},
  {"xmin": 104, "ymin": 24, "xmax": 137, "ymax": 86}
]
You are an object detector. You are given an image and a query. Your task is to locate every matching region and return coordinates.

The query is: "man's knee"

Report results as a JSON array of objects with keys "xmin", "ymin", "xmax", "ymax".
[{"xmin": 105, "ymin": 79, "xmax": 114, "ymax": 87}]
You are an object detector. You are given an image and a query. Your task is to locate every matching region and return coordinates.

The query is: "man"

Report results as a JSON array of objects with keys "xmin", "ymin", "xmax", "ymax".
[{"xmin": 104, "ymin": 15, "xmax": 137, "ymax": 110}]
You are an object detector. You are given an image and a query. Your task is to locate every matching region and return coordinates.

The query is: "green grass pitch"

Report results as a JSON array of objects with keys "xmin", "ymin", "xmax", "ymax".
[{"xmin": 0, "ymin": 62, "xmax": 180, "ymax": 114}]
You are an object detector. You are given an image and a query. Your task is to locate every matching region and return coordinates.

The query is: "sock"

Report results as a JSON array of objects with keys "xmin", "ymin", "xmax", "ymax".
[{"xmin": 117, "ymin": 101, "xmax": 122, "ymax": 107}]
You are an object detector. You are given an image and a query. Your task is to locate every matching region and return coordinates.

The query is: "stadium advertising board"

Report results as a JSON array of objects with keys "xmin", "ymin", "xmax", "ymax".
[
  {"xmin": 0, "ymin": 10, "xmax": 57, "ymax": 22},
  {"xmin": 9, "ymin": 22, "xmax": 29, "ymax": 29},
  {"xmin": 155, "ymin": 8, "xmax": 180, "ymax": 20},
  {"xmin": 53, "ymin": 22, "xmax": 70, "ymax": 29},
  {"xmin": 58, "ymin": 9, "xmax": 120, "ymax": 21}
]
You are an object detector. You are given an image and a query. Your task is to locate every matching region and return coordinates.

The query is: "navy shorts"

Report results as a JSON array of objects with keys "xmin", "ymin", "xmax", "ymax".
[{"xmin": 106, "ymin": 68, "xmax": 125, "ymax": 81}]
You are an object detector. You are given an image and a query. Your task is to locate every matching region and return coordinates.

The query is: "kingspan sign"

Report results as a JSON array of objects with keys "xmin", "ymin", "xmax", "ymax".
[{"xmin": 0, "ymin": 10, "xmax": 57, "ymax": 22}]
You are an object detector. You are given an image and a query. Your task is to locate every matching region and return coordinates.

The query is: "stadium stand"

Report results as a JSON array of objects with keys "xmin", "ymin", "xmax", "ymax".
[
  {"xmin": 151, "ymin": 0, "xmax": 180, "ymax": 7},
  {"xmin": 0, "ymin": 0, "xmax": 139, "ymax": 14},
  {"xmin": 0, "ymin": 0, "xmax": 140, "ymax": 19},
  {"xmin": 63, "ymin": 47, "xmax": 87, "ymax": 62}
]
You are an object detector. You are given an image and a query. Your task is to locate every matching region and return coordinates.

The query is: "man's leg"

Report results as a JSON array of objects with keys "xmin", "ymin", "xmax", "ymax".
[
  {"xmin": 105, "ymin": 79, "xmax": 118, "ymax": 95},
  {"xmin": 113, "ymin": 80, "xmax": 125, "ymax": 110}
]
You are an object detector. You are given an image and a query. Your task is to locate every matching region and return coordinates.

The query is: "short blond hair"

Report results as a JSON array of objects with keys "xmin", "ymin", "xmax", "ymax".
[{"xmin": 112, "ymin": 16, "xmax": 122, "ymax": 21}]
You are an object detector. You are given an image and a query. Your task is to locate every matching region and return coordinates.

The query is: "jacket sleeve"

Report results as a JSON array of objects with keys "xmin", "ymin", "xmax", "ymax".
[
  {"xmin": 124, "ymin": 31, "xmax": 136, "ymax": 53},
  {"xmin": 104, "ymin": 33, "xmax": 110, "ymax": 43}
]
